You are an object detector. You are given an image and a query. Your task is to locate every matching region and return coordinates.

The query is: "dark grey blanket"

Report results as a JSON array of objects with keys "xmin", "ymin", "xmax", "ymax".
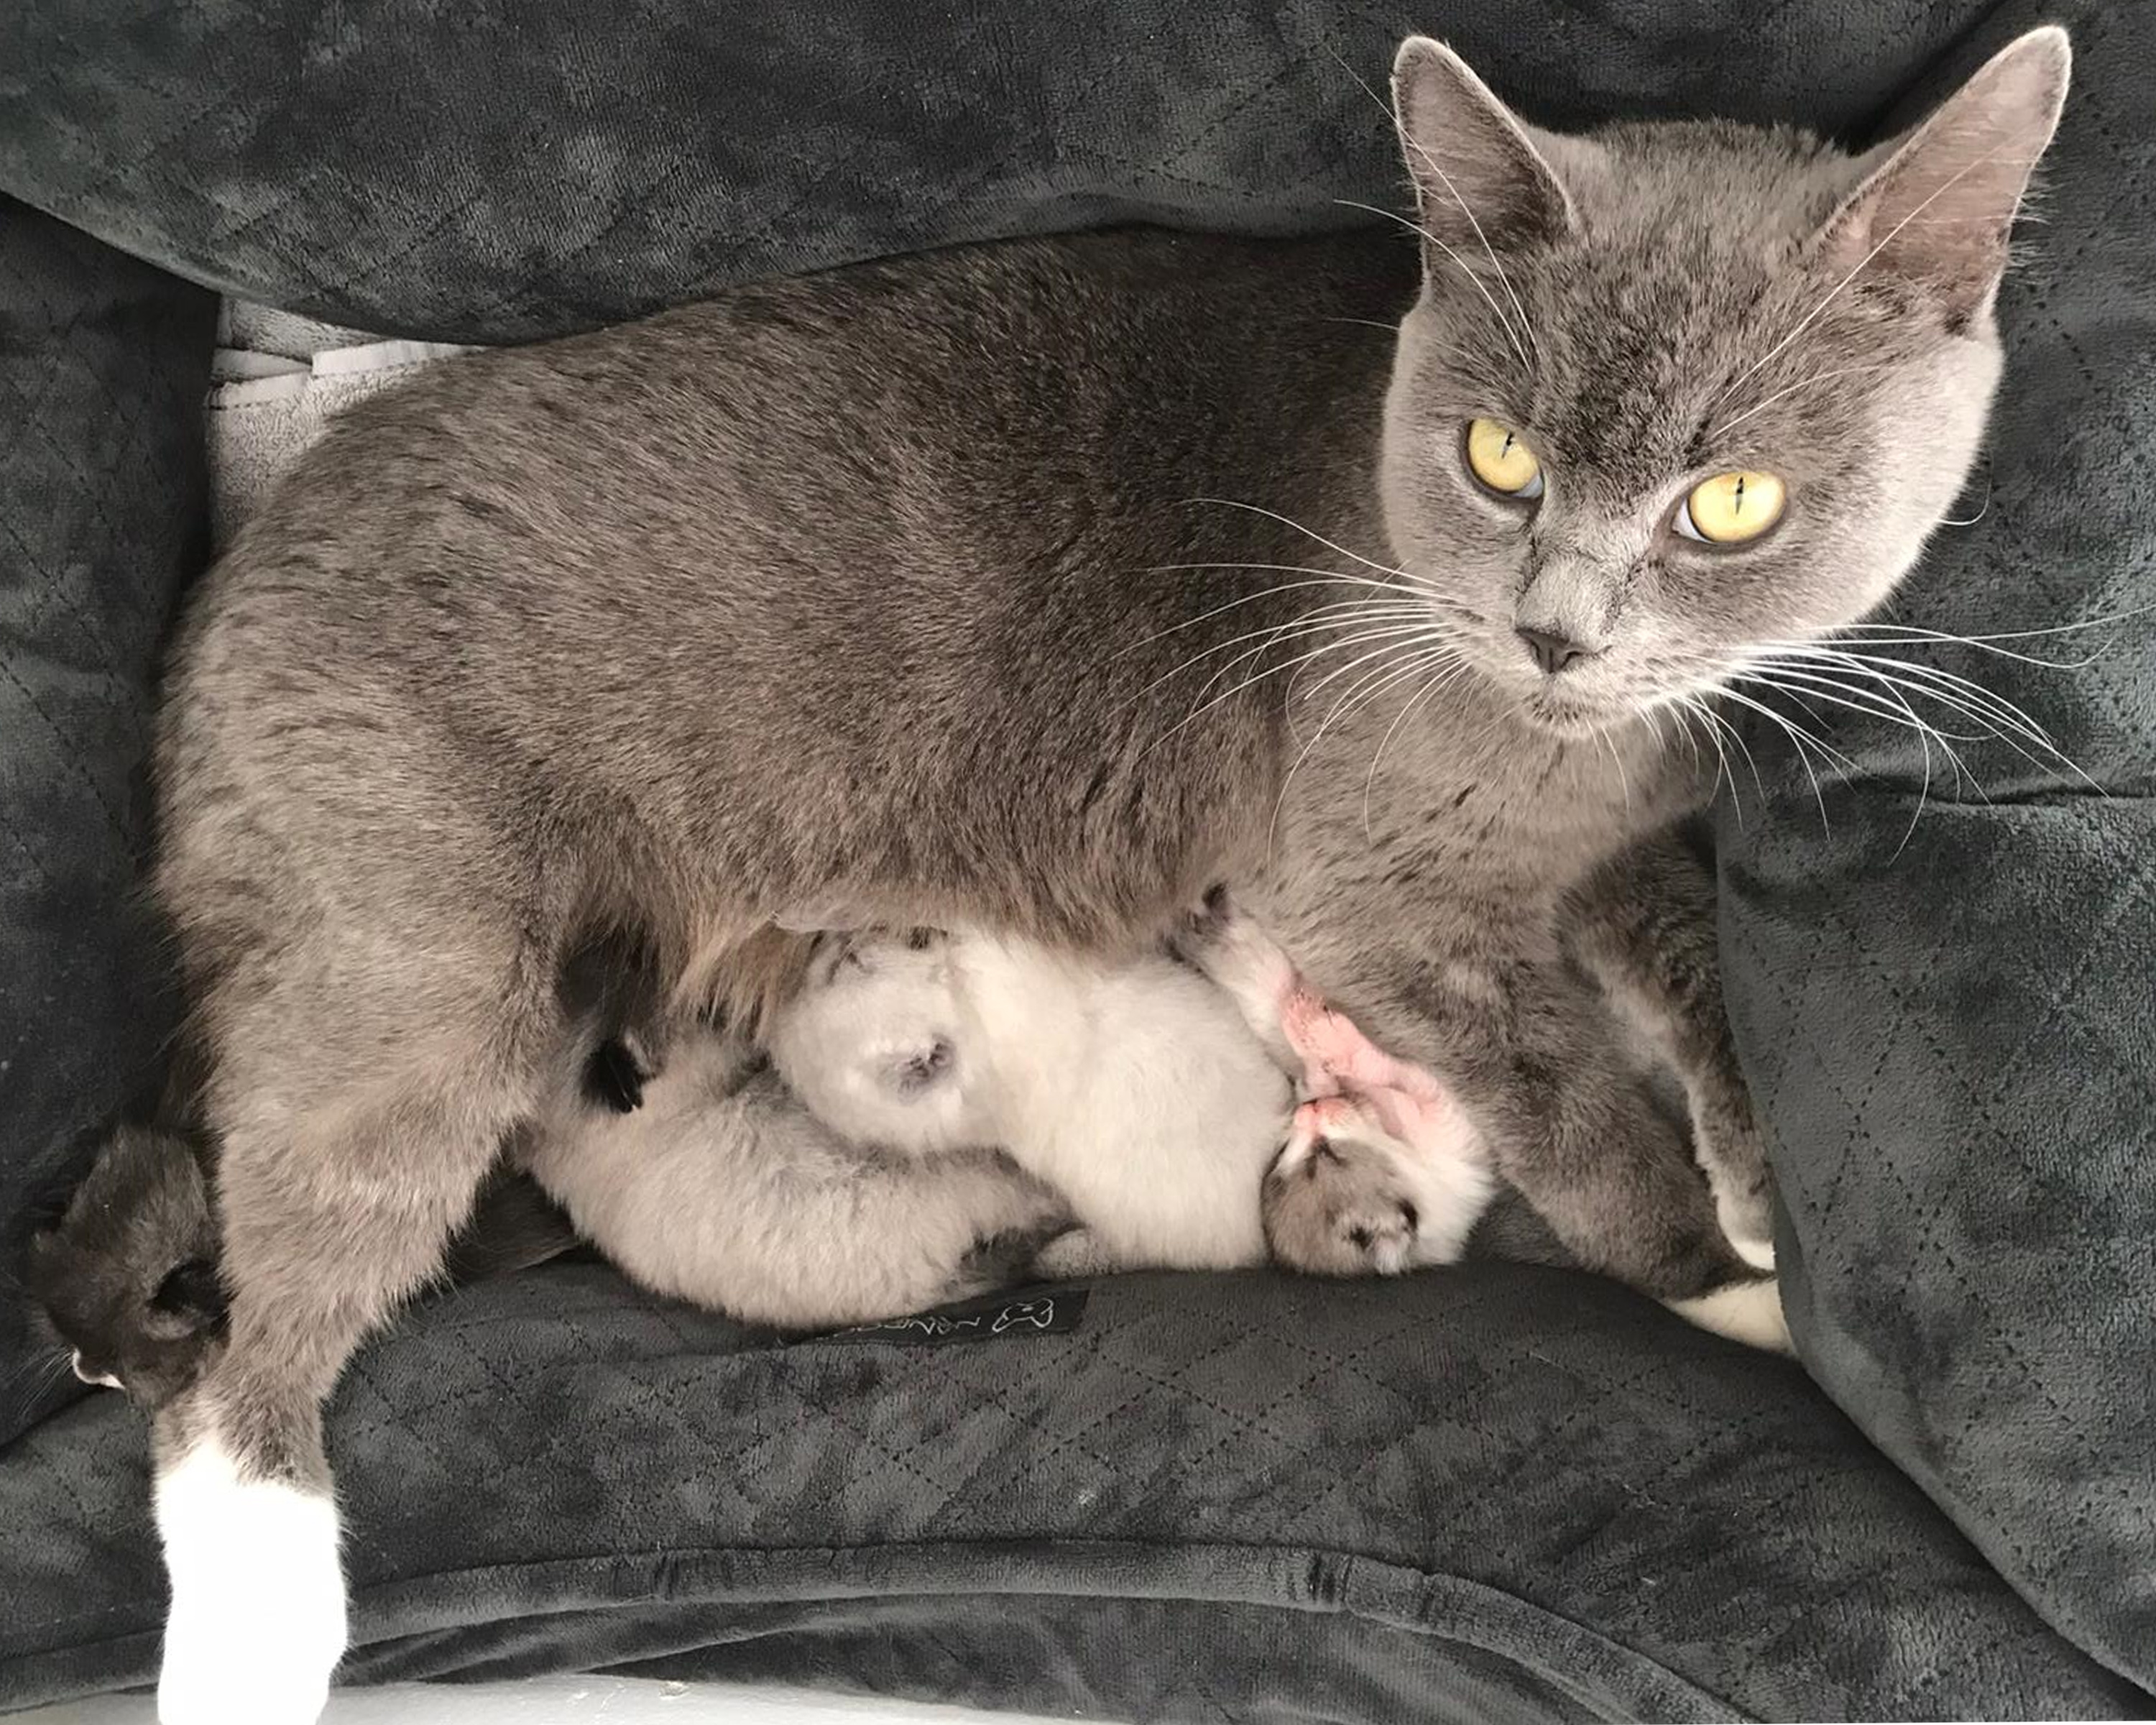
[
  {"xmin": 1, "ymin": 0, "xmax": 2150, "ymax": 1716},
  {"xmin": 6, "ymin": 1264, "xmax": 2145, "ymax": 1719}
]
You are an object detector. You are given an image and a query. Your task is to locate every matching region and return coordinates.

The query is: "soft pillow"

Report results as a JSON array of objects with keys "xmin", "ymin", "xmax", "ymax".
[
  {"xmin": 0, "ymin": 199, "xmax": 213, "ymax": 1443},
  {"xmin": 0, "ymin": 2, "xmax": 2009, "ymax": 344},
  {"xmin": 1715, "ymin": 0, "xmax": 2156, "ymax": 1691}
]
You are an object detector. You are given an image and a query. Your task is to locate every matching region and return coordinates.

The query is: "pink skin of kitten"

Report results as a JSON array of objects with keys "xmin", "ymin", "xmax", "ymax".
[{"xmin": 1189, "ymin": 893, "xmax": 1484, "ymax": 1183}]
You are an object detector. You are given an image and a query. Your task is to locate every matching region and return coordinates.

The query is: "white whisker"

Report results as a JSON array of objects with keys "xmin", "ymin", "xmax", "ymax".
[
  {"xmin": 1327, "ymin": 45, "xmax": 1542, "ymax": 367},
  {"xmin": 1363, "ymin": 654, "xmax": 1476, "ymax": 839},
  {"xmin": 1274, "ymin": 641, "xmax": 1462, "ymax": 855},
  {"xmin": 1334, "ymin": 199, "xmax": 1532, "ymax": 372},
  {"xmin": 1713, "ymin": 139, "xmax": 2050, "ymax": 410},
  {"xmin": 1126, "ymin": 601, "xmax": 1427, "ymax": 711},
  {"xmin": 1708, "ymin": 362, "xmax": 1904, "ymax": 440},
  {"xmin": 1146, "ymin": 621, "xmax": 1443, "ymax": 754},
  {"xmin": 1181, "ymin": 500, "xmax": 1421, "ymax": 583}
]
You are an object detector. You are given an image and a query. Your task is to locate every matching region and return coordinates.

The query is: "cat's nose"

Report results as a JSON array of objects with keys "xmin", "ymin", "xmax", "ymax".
[{"xmin": 1514, "ymin": 625, "xmax": 1599, "ymax": 677}]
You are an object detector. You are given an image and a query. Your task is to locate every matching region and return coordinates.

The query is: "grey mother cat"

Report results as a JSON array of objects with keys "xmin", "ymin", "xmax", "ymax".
[{"xmin": 142, "ymin": 30, "xmax": 2066, "ymax": 1724}]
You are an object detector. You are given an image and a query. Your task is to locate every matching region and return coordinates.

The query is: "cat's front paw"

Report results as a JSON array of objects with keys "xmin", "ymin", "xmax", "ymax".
[
  {"xmin": 1667, "ymin": 1275, "xmax": 1792, "ymax": 1354},
  {"xmin": 1692, "ymin": 1095, "xmax": 1777, "ymax": 1269},
  {"xmin": 1263, "ymin": 1098, "xmax": 1427, "ymax": 1276}
]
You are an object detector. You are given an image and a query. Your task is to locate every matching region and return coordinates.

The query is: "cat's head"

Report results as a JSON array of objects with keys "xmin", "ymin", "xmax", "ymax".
[{"xmin": 1377, "ymin": 29, "xmax": 2070, "ymax": 734}]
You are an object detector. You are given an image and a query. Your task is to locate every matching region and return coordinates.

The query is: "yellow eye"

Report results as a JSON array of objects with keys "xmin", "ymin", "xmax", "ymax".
[
  {"xmin": 1464, "ymin": 418, "xmax": 1544, "ymax": 500},
  {"xmin": 1676, "ymin": 471, "xmax": 1787, "ymax": 545}
]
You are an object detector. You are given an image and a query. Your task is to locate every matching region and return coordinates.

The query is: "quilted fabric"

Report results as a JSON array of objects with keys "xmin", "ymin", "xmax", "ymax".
[
  {"xmin": 3, "ymin": 1263, "xmax": 2146, "ymax": 1720},
  {"xmin": 0, "ymin": 0, "xmax": 2012, "ymax": 346},
  {"xmin": 1713, "ymin": 0, "xmax": 2156, "ymax": 1692},
  {"xmin": 0, "ymin": 198, "xmax": 214, "ymax": 1444}
]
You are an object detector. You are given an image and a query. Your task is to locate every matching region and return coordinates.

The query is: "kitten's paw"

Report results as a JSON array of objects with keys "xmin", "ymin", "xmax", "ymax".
[
  {"xmin": 1667, "ymin": 1276, "xmax": 1792, "ymax": 1355},
  {"xmin": 1028, "ymin": 1227, "xmax": 1123, "ymax": 1282},
  {"xmin": 1263, "ymin": 1098, "xmax": 1425, "ymax": 1276},
  {"xmin": 156, "ymin": 1439, "xmax": 346, "ymax": 1725},
  {"xmin": 949, "ymin": 1229, "xmax": 1053, "ymax": 1299},
  {"xmin": 1164, "ymin": 883, "xmax": 1236, "ymax": 967}
]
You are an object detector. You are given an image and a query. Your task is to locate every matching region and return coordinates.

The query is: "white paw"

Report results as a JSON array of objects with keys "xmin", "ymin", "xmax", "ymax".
[
  {"xmin": 1667, "ymin": 1278, "xmax": 1793, "ymax": 1355},
  {"xmin": 1029, "ymin": 1228, "xmax": 1123, "ymax": 1281},
  {"xmin": 156, "ymin": 1438, "xmax": 347, "ymax": 1725}
]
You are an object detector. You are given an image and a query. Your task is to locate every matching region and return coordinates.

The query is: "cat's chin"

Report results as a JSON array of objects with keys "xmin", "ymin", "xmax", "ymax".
[{"xmin": 1516, "ymin": 689, "xmax": 1621, "ymax": 738}]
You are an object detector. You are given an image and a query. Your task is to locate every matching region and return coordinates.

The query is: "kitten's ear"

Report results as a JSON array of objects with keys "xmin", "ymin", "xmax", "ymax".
[
  {"xmin": 1391, "ymin": 37, "xmax": 1575, "ymax": 257},
  {"xmin": 144, "ymin": 1259, "xmax": 226, "ymax": 1338},
  {"xmin": 1815, "ymin": 27, "xmax": 2070, "ymax": 326}
]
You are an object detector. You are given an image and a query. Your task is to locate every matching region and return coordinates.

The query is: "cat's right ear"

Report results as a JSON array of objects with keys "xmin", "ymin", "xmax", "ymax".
[{"xmin": 1391, "ymin": 38, "xmax": 1575, "ymax": 257}]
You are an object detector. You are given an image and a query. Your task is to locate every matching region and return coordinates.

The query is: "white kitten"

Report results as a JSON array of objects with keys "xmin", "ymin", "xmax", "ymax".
[
  {"xmin": 522, "ymin": 904, "xmax": 1496, "ymax": 1328},
  {"xmin": 769, "ymin": 909, "xmax": 1495, "ymax": 1279},
  {"xmin": 516, "ymin": 1032, "xmax": 1069, "ymax": 1328}
]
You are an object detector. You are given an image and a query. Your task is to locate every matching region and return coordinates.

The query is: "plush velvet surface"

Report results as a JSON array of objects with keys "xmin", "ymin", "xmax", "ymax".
[
  {"xmin": 1710, "ymin": 0, "xmax": 2156, "ymax": 1693},
  {"xmin": 0, "ymin": 197, "xmax": 213, "ymax": 1443},
  {"xmin": 0, "ymin": 0, "xmax": 2151, "ymax": 1716},
  {"xmin": 3, "ymin": 1265, "xmax": 2145, "ymax": 1720},
  {"xmin": 0, "ymin": 1, "xmax": 2010, "ymax": 347}
]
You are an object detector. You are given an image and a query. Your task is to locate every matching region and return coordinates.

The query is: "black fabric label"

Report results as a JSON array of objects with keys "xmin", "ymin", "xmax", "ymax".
[{"xmin": 802, "ymin": 1289, "xmax": 1089, "ymax": 1346}]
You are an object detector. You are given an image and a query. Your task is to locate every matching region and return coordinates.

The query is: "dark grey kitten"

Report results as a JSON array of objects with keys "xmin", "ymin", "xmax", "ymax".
[
  {"xmin": 135, "ymin": 30, "xmax": 2068, "ymax": 1720},
  {"xmin": 24, "ymin": 1126, "xmax": 226, "ymax": 1409}
]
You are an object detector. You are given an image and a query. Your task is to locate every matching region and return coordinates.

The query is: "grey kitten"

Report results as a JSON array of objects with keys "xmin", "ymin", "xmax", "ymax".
[
  {"xmin": 24, "ymin": 1126, "xmax": 226, "ymax": 1409},
  {"xmin": 137, "ymin": 31, "xmax": 2068, "ymax": 1721}
]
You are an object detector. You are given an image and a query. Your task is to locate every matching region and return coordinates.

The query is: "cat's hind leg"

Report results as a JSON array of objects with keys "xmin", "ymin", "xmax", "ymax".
[{"xmin": 152, "ymin": 917, "xmax": 555, "ymax": 1725}]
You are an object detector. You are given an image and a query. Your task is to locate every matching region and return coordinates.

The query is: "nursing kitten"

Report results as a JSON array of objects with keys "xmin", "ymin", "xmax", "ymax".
[
  {"xmin": 517, "ymin": 1021, "xmax": 1073, "ymax": 1329},
  {"xmin": 137, "ymin": 30, "xmax": 2068, "ymax": 1722},
  {"xmin": 523, "ymin": 905, "xmax": 1491, "ymax": 1327},
  {"xmin": 23, "ymin": 1126, "xmax": 225, "ymax": 1409},
  {"xmin": 767, "ymin": 912, "xmax": 1491, "ymax": 1279}
]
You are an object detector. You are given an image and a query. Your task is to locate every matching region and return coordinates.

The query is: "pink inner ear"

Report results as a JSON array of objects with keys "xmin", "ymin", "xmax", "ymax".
[
  {"xmin": 1817, "ymin": 29, "xmax": 2069, "ymax": 316},
  {"xmin": 1391, "ymin": 37, "xmax": 1575, "ymax": 257}
]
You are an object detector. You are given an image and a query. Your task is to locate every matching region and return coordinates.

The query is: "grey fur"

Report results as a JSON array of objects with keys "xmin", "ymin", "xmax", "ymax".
[
  {"xmin": 24, "ymin": 1126, "xmax": 224, "ymax": 1409},
  {"xmin": 143, "ymin": 27, "xmax": 2066, "ymax": 1527}
]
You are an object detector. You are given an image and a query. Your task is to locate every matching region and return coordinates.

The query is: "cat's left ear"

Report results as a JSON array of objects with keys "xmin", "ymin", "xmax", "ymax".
[
  {"xmin": 1391, "ymin": 38, "xmax": 1576, "ymax": 257},
  {"xmin": 1815, "ymin": 27, "xmax": 2071, "ymax": 327}
]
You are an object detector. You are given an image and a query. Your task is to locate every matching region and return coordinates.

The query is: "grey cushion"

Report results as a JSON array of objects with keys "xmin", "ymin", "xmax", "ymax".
[
  {"xmin": 0, "ymin": 1, "xmax": 2012, "ymax": 346},
  {"xmin": 0, "ymin": 197, "xmax": 213, "ymax": 1443},
  {"xmin": 1715, "ymin": 0, "xmax": 2156, "ymax": 1693},
  {"xmin": 4, "ymin": 1264, "xmax": 2144, "ymax": 1719}
]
